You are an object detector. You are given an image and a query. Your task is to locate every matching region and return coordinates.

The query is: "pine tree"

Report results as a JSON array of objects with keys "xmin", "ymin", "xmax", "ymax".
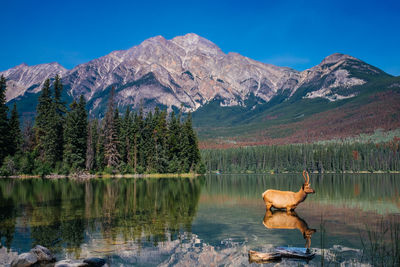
[
  {"xmin": 35, "ymin": 79, "xmax": 58, "ymax": 164},
  {"xmin": 8, "ymin": 103, "xmax": 22, "ymax": 156},
  {"xmin": 181, "ymin": 112, "xmax": 201, "ymax": 172},
  {"xmin": 96, "ymin": 120, "xmax": 105, "ymax": 171},
  {"xmin": 53, "ymin": 75, "xmax": 66, "ymax": 162},
  {"xmin": 103, "ymin": 87, "xmax": 120, "ymax": 168},
  {"xmin": 86, "ymin": 120, "xmax": 96, "ymax": 171},
  {"xmin": 0, "ymin": 75, "xmax": 9, "ymax": 164},
  {"xmin": 63, "ymin": 95, "xmax": 88, "ymax": 170},
  {"xmin": 120, "ymin": 107, "xmax": 132, "ymax": 165},
  {"xmin": 131, "ymin": 110, "xmax": 143, "ymax": 173},
  {"xmin": 167, "ymin": 111, "xmax": 182, "ymax": 172},
  {"xmin": 154, "ymin": 108, "xmax": 168, "ymax": 173}
]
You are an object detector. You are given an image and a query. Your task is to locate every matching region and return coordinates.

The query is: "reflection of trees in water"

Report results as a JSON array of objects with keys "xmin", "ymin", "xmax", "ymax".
[
  {"xmin": 203, "ymin": 174, "xmax": 400, "ymax": 203},
  {"xmin": 0, "ymin": 198, "xmax": 16, "ymax": 250},
  {"xmin": 0, "ymin": 177, "xmax": 203, "ymax": 251}
]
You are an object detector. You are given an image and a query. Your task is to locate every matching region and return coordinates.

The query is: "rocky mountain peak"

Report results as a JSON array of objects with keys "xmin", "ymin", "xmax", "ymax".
[
  {"xmin": 171, "ymin": 33, "xmax": 222, "ymax": 55},
  {"xmin": 1, "ymin": 62, "xmax": 67, "ymax": 101},
  {"xmin": 320, "ymin": 53, "xmax": 358, "ymax": 66}
]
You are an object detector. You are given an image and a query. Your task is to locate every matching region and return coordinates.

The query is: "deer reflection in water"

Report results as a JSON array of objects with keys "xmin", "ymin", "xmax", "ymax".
[
  {"xmin": 263, "ymin": 210, "xmax": 316, "ymax": 249},
  {"xmin": 262, "ymin": 170, "xmax": 315, "ymax": 212}
]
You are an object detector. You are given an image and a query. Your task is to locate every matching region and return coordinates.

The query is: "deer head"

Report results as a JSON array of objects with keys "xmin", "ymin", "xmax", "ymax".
[{"xmin": 302, "ymin": 170, "xmax": 315, "ymax": 194}]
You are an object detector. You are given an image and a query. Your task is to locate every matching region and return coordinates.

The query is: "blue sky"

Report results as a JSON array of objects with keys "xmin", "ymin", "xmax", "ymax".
[{"xmin": 1, "ymin": 0, "xmax": 399, "ymax": 75}]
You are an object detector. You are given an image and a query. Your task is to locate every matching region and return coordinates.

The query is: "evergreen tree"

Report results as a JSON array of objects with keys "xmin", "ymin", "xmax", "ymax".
[
  {"xmin": 95, "ymin": 120, "xmax": 105, "ymax": 171},
  {"xmin": 8, "ymin": 103, "xmax": 22, "ymax": 156},
  {"xmin": 131, "ymin": 110, "xmax": 144, "ymax": 173},
  {"xmin": 53, "ymin": 75, "xmax": 66, "ymax": 162},
  {"xmin": 103, "ymin": 87, "xmax": 120, "ymax": 168},
  {"xmin": 181, "ymin": 112, "xmax": 201, "ymax": 172},
  {"xmin": 35, "ymin": 79, "xmax": 58, "ymax": 165},
  {"xmin": 167, "ymin": 111, "xmax": 182, "ymax": 172},
  {"xmin": 143, "ymin": 110, "xmax": 156, "ymax": 171},
  {"xmin": 86, "ymin": 120, "xmax": 96, "ymax": 171},
  {"xmin": 63, "ymin": 95, "xmax": 88, "ymax": 170},
  {"xmin": 0, "ymin": 75, "xmax": 9, "ymax": 164},
  {"xmin": 114, "ymin": 108, "xmax": 122, "ymax": 161},
  {"xmin": 120, "ymin": 107, "xmax": 132, "ymax": 165},
  {"xmin": 154, "ymin": 108, "xmax": 168, "ymax": 173}
]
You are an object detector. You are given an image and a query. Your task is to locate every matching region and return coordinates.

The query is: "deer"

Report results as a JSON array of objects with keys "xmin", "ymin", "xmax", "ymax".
[
  {"xmin": 263, "ymin": 210, "xmax": 316, "ymax": 249},
  {"xmin": 262, "ymin": 170, "xmax": 315, "ymax": 212}
]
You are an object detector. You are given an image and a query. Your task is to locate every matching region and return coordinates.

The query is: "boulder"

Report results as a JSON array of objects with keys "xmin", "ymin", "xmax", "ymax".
[
  {"xmin": 83, "ymin": 258, "xmax": 106, "ymax": 267},
  {"xmin": 10, "ymin": 252, "xmax": 38, "ymax": 267},
  {"xmin": 30, "ymin": 245, "xmax": 56, "ymax": 262}
]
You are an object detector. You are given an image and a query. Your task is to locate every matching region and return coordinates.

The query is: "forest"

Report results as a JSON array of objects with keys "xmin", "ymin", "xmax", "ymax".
[
  {"xmin": 201, "ymin": 140, "xmax": 400, "ymax": 173},
  {"xmin": 0, "ymin": 75, "xmax": 204, "ymax": 176}
]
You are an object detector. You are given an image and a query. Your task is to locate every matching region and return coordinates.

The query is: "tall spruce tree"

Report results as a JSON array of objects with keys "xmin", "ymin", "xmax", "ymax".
[
  {"xmin": 86, "ymin": 120, "xmax": 96, "ymax": 171},
  {"xmin": 120, "ymin": 107, "xmax": 132, "ymax": 165},
  {"xmin": 96, "ymin": 121, "xmax": 105, "ymax": 171},
  {"xmin": 63, "ymin": 95, "xmax": 88, "ymax": 170},
  {"xmin": 167, "ymin": 111, "xmax": 182, "ymax": 172},
  {"xmin": 8, "ymin": 103, "xmax": 22, "ymax": 156},
  {"xmin": 131, "ymin": 110, "xmax": 143, "ymax": 173},
  {"xmin": 154, "ymin": 108, "xmax": 168, "ymax": 173},
  {"xmin": 53, "ymin": 75, "xmax": 65, "ymax": 162},
  {"xmin": 103, "ymin": 87, "xmax": 120, "ymax": 168},
  {"xmin": 0, "ymin": 75, "xmax": 9, "ymax": 164},
  {"xmin": 181, "ymin": 112, "xmax": 201, "ymax": 172},
  {"xmin": 35, "ymin": 79, "xmax": 58, "ymax": 164}
]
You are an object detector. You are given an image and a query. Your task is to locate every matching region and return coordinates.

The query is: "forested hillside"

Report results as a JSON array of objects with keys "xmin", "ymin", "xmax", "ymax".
[
  {"xmin": 201, "ymin": 141, "xmax": 400, "ymax": 173},
  {"xmin": 196, "ymin": 75, "xmax": 400, "ymax": 147}
]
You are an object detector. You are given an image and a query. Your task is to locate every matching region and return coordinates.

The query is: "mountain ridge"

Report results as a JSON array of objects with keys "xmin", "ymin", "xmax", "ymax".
[
  {"xmin": 2, "ymin": 33, "xmax": 398, "ymax": 145},
  {"xmin": 2, "ymin": 33, "xmax": 386, "ymax": 113}
]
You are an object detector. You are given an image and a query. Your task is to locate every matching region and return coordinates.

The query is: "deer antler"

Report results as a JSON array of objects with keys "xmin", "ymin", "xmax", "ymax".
[{"xmin": 303, "ymin": 170, "xmax": 310, "ymax": 184}]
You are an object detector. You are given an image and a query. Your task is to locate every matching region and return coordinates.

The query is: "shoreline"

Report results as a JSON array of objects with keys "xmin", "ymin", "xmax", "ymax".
[
  {"xmin": 2, "ymin": 171, "xmax": 400, "ymax": 179},
  {"xmin": 0, "ymin": 173, "xmax": 200, "ymax": 179}
]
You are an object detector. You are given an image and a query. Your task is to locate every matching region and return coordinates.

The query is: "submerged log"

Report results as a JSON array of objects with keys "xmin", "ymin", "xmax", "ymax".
[
  {"xmin": 248, "ymin": 250, "xmax": 282, "ymax": 263},
  {"xmin": 275, "ymin": 247, "xmax": 315, "ymax": 259}
]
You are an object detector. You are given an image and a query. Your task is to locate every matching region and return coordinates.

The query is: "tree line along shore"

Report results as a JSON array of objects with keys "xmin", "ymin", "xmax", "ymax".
[
  {"xmin": 201, "ymin": 140, "xmax": 400, "ymax": 174},
  {"xmin": 0, "ymin": 75, "xmax": 205, "ymax": 177}
]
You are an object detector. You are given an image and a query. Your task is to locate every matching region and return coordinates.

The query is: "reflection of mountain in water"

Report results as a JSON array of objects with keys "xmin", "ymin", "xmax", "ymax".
[
  {"xmin": 263, "ymin": 210, "xmax": 316, "ymax": 249},
  {"xmin": 0, "ymin": 178, "xmax": 203, "ymax": 256}
]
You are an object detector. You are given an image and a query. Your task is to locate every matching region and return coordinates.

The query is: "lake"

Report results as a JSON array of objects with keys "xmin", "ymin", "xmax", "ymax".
[{"xmin": 1, "ymin": 174, "xmax": 399, "ymax": 266}]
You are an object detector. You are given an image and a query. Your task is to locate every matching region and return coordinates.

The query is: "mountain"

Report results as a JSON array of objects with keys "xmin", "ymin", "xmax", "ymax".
[
  {"xmin": 61, "ymin": 33, "xmax": 303, "ymax": 116},
  {"xmin": 2, "ymin": 33, "xmax": 399, "ymax": 144},
  {"xmin": 0, "ymin": 62, "xmax": 67, "ymax": 101}
]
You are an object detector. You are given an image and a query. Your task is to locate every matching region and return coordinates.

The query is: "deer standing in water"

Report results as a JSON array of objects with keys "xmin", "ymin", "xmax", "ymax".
[
  {"xmin": 262, "ymin": 170, "xmax": 315, "ymax": 212},
  {"xmin": 263, "ymin": 210, "xmax": 316, "ymax": 248}
]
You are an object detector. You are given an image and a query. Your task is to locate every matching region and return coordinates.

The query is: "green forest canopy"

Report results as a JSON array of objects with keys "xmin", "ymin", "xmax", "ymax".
[{"xmin": 0, "ymin": 75, "xmax": 204, "ymax": 176}]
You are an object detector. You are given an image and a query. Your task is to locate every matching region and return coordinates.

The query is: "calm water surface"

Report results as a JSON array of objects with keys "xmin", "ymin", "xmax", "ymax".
[{"xmin": 0, "ymin": 174, "xmax": 399, "ymax": 266}]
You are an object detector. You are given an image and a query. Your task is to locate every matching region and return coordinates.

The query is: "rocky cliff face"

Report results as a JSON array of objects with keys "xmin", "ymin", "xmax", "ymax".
[
  {"xmin": 0, "ymin": 62, "xmax": 67, "ymax": 101},
  {"xmin": 291, "ymin": 53, "xmax": 385, "ymax": 101},
  {"xmin": 1, "ymin": 34, "xmax": 388, "ymax": 115}
]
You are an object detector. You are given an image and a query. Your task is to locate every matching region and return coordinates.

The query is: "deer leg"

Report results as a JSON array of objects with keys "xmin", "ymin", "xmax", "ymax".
[
  {"xmin": 266, "ymin": 203, "xmax": 272, "ymax": 210},
  {"xmin": 305, "ymin": 238, "xmax": 311, "ymax": 249},
  {"xmin": 286, "ymin": 206, "xmax": 294, "ymax": 213}
]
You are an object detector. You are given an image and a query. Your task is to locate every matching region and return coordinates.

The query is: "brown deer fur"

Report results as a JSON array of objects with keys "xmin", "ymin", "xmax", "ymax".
[{"xmin": 262, "ymin": 170, "xmax": 315, "ymax": 212}]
